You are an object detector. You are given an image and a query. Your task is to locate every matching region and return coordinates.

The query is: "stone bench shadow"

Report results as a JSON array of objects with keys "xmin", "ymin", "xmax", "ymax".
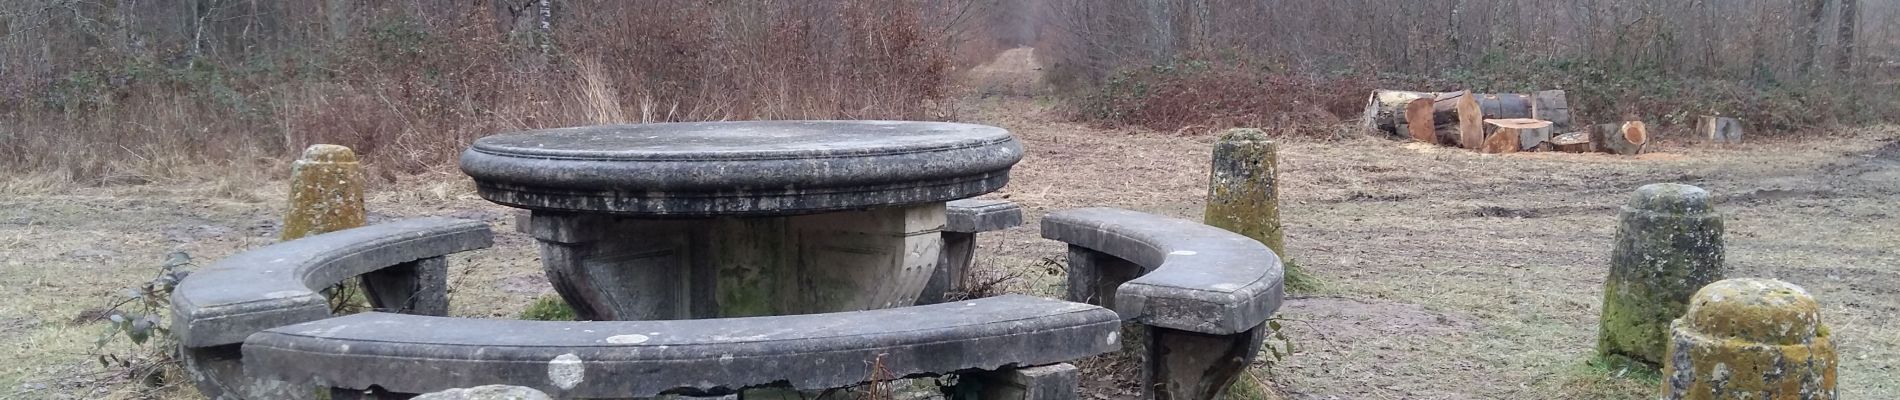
[{"xmin": 1040, "ymin": 207, "xmax": 1286, "ymax": 400}]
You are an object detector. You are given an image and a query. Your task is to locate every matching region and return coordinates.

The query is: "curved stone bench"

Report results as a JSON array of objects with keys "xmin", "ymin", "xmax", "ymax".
[
  {"xmin": 1039, "ymin": 207, "xmax": 1284, "ymax": 400},
  {"xmin": 242, "ymin": 294, "xmax": 1118, "ymax": 399},
  {"xmin": 171, "ymin": 218, "xmax": 494, "ymax": 399}
]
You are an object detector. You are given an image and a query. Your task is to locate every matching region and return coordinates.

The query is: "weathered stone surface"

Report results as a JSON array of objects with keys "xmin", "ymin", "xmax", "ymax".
[
  {"xmin": 1042, "ymin": 208, "xmax": 1284, "ymax": 334},
  {"xmin": 944, "ymin": 199, "xmax": 1025, "ymax": 233},
  {"xmin": 1204, "ymin": 129, "xmax": 1284, "ymax": 257},
  {"xmin": 413, "ymin": 385, "xmax": 553, "ymax": 400},
  {"xmin": 172, "ymin": 218, "xmax": 493, "ymax": 348},
  {"xmin": 1145, "ymin": 327, "xmax": 1263, "ymax": 400},
  {"xmin": 179, "ymin": 344, "xmax": 316, "ymax": 400},
  {"xmin": 460, "ymin": 121, "xmax": 1023, "ymax": 216},
  {"xmin": 959, "ymin": 363, "xmax": 1080, "ymax": 400},
  {"xmin": 921, "ymin": 199, "xmax": 1024, "ymax": 304},
  {"xmin": 242, "ymin": 295, "xmax": 1120, "ymax": 398},
  {"xmin": 531, "ymin": 203, "xmax": 944, "ymax": 320},
  {"xmin": 172, "ymin": 218, "xmax": 492, "ymax": 400},
  {"xmin": 1598, "ymin": 183, "xmax": 1728, "ymax": 366},
  {"xmin": 1665, "ymin": 278, "xmax": 1836, "ymax": 400},
  {"xmin": 1041, "ymin": 207, "xmax": 1283, "ymax": 400},
  {"xmin": 281, "ymin": 144, "xmax": 366, "ymax": 240}
]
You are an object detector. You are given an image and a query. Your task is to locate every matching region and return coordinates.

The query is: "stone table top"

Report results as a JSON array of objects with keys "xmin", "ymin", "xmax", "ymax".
[{"xmin": 461, "ymin": 121, "xmax": 1022, "ymax": 216}]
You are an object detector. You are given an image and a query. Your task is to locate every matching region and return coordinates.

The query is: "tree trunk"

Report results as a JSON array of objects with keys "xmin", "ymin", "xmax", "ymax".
[
  {"xmin": 1592, "ymin": 121, "xmax": 1649, "ymax": 155},
  {"xmin": 1480, "ymin": 118, "xmax": 1553, "ymax": 154},
  {"xmin": 1798, "ymin": 0, "xmax": 1826, "ymax": 77},
  {"xmin": 536, "ymin": 0, "xmax": 553, "ymax": 56},
  {"xmin": 1699, "ymin": 116, "xmax": 1743, "ymax": 144},
  {"xmin": 1837, "ymin": 0, "xmax": 1858, "ymax": 74}
]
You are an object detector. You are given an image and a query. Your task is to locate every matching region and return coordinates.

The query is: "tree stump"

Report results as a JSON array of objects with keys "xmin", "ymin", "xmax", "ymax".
[
  {"xmin": 1698, "ymin": 116, "xmax": 1743, "ymax": 145},
  {"xmin": 1480, "ymin": 118, "xmax": 1553, "ymax": 154},
  {"xmin": 1598, "ymin": 183, "xmax": 1727, "ymax": 366},
  {"xmin": 1591, "ymin": 121, "xmax": 1649, "ymax": 155},
  {"xmin": 1665, "ymin": 278, "xmax": 1837, "ymax": 400},
  {"xmin": 1550, "ymin": 132, "xmax": 1592, "ymax": 153}
]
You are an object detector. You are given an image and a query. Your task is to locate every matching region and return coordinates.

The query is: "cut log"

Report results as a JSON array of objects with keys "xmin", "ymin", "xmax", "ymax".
[
  {"xmin": 1698, "ymin": 116, "xmax": 1743, "ymax": 144},
  {"xmin": 1591, "ymin": 121, "xmax": 1649, "ymax": 155},
  {"xmin": 1550, "ymin": 131, "xmax": 1592, "ymax": 153},
  {"xmin": 1477, "ymin": 93, "xmax": 1533, "ymax": 119},
  {"xmin": 1360, "ymin": 90, "xmax": 1437, "ymax": 135},
  {"xmin": 1456, "ymin": 92, "xmax": 1485, "ymax": 149},
  {"xmin": 1480, "ymin": 118, "xmax": 1553, "ymax": 154},
  {"xmin": 1404, "ymin": 98, "xmax": 1437, "ymax": 143},
  {"xmin": 1530, "ymin": 90, "xmax": 1574, "ymax": 132}
]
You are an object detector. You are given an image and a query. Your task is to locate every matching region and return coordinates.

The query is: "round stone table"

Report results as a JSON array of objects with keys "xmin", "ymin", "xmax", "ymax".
[{"xmin": 461, "ymin": 121, "xmax": 1023, "ymax": 321}]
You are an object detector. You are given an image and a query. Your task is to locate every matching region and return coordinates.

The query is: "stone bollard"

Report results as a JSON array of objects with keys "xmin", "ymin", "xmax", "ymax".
[
  {"xmin": 1204, "ymin": 129, "xmax": 1283, "ymax": 254},
  {"xmin": 1664, "ymin": 278, "xmax": 1836, "ymax": 399},
  {"xmin": 1598, "ymin": 183, "xmax": 1727, "ymax": 366},
  {"xmin": 1205, "ymin": 128, "xmax": 1308, "ymax": 288},
  {"xmin": 281, "ymin": 144, "xmax": 367, "ymax": 240}
]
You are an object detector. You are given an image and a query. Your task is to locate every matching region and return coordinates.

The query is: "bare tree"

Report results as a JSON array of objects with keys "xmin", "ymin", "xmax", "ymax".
[
  {"xmin": 1797, "ymin": 0, "xmax": 1827, "ymax": 76},
  {"xmin": 1837, "ymin": 0, "xmax": 1858, "ymax": 74}
]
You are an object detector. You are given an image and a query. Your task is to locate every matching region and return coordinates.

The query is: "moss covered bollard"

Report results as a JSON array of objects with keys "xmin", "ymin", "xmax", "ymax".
[
  {"xmin": 1205, "ymin": 128, "xmax": 1309, "ymax": 288},
  {"xmin": 282, "ymin": 144, "xmax": 366, "ymax": 240},
  {"xmin": 1665, "ymin": 278, "xmax": 1837, "ymax": 399},
  {"xmin": 1598, "ymin": 183, "xmax": 1727, "ymax": 366}
]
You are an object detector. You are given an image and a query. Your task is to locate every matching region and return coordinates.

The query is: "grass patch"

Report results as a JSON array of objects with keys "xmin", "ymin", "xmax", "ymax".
[
  {"xmin": 1547, "ymin": 355, "xmax": 1661, "ymax": 399},
  {"xmin": 519, "ymin": 295, "xmax": 578, "ymax": 321},
  {"xmin": 1282, "ymin": 258, "xmax": 1320, "ymax": 293}
]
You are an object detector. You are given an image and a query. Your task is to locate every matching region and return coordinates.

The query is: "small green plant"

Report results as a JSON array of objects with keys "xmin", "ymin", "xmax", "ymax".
[
  {"xmin": 1587, "ymin": 354, "xmax": 1664, "ymax": 384},
  {"xmin": 90, "ymin": 252, "xmax": 194, "ymax": 390},
  {"xmin": 1282, "ymin": 258, "xmax": 1320, "ymax": 293},
  {"xmin": 519, "ymin": 295, "xmax": 578, "ymax": 321}
]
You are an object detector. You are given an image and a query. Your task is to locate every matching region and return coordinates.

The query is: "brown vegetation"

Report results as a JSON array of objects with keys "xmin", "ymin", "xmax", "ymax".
[{"xmin": 0, "ymin": 0, "xmax": 981, "ymax": 184}]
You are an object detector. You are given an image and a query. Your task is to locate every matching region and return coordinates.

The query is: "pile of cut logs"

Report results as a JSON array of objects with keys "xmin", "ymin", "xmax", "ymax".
[{"xmin": 1359, "ymin": 90, "xmax": 1650, "ymax": 155}]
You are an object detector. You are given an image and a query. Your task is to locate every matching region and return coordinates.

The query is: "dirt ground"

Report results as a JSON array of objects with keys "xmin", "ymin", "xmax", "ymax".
[{"xmin": 3, "ymin": 49, "xmax": 1897, "ymax": 399}]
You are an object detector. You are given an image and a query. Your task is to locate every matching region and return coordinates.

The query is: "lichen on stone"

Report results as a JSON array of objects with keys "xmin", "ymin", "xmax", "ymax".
[
  {"xmin": 281, "ymin": 144, "xmax": 366, "ymax": 240},
  {"xmin": 1598, "ymin": 183, "xmax": 1727, "ymax": 366},
  {"xmin": 1663, "ymin": 278, "xmax": 1837, "ymax": 400}
]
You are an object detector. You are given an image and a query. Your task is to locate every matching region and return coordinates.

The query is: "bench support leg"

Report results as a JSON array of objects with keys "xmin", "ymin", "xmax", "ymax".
[
  {"xmin": 1063, "ymin": 246, "xmax": 1143, "ymax": 309},
  {"xmin": 957, "ymin": 363, "xmax": 1080, "ymax": 400},
  {"xmin": 920, "ymin": 231, "xmax": 977, "ymax": 304},
  {"xmin": 180, "ymin": 344, "xmax": 316, "ymax": 400},
  {"xmin": 360, "ymin": 256, "xmax": 449, "ymax": 316},
  {"xmin": 1143, "ymin": 326, "xmax": 1263, "ymax": 400}
]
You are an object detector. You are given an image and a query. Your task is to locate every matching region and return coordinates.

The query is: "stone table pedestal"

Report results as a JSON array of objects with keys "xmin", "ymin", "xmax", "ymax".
[
  {"xmin": 529, "ymin": 204, "xmax": 945, "ymax": 320},
  {"xmin": 463, "ymin": 121, "xmax": 1022, "ymax": 320}
]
